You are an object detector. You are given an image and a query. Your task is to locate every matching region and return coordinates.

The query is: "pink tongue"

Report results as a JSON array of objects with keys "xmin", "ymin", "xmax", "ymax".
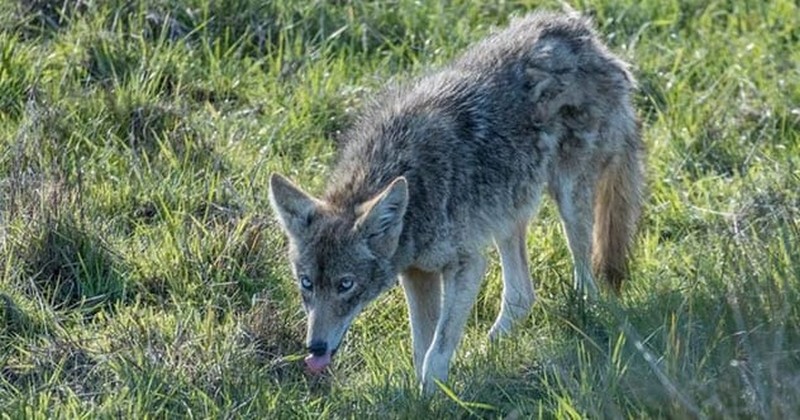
[{"xmin": 304, "ymin": 352, "xmax": 332, "ymax": 374}]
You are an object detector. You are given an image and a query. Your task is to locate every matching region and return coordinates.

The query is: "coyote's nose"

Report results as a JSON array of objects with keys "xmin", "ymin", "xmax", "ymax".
[{"xmin": 308, "ymin": 340, "xmax": 328, "ymax": 357}]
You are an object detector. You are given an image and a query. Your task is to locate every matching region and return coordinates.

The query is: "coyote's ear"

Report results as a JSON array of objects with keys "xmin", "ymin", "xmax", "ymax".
[
  {"xmin": 356, "ymin": 177, "xmax": 408, "ymax": 257},
  {"xmin": 269, "ymin": 173, "xmax": 320, "ymax": 239}
]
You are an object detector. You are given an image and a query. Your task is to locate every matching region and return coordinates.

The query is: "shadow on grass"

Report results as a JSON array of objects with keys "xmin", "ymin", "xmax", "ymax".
[
  {"xmin": 528, "ymin": 224, "xmax": 800, "ymax": 418},
  {"xmin": 240, "ymin": 293, "xmax": 305, "ymax": 381},
  {"xmin": 399, "ymin": 221, "xmax": 800, "ymax": 418},
  {"xmin": 3, "ymin": 176, "xmax": 128, "ymax": 314},
  {"xmin": 10, "ymin": 213, "xmax": 125, "ymax": 312},
  {"xmin": 6, "ymin": 0, "xmax": 89, "ymax": 39}
]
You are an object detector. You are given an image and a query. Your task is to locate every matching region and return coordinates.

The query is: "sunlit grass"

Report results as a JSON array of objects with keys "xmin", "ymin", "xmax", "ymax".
[{"xmin": 1, "ymin": 0, "xmax": 799, "ymax": 417}]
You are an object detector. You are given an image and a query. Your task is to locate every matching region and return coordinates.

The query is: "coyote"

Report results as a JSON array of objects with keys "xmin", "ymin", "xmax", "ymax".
[{"xmin": 269, "ymin": 11, "xmax": 644, "ymax": 393}]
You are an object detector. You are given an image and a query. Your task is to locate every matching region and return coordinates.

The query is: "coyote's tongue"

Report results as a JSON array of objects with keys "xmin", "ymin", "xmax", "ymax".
[{"xmin": 304, "ymin": 352, "xmax": 332, "ymax": 374}]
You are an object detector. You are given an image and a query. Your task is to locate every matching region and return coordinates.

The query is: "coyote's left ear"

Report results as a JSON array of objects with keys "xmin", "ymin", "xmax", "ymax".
[
  {"xmin": 356, "ymin": 177, "xmax": 408, "ymax": 257},
  {"xmin": 269, "ymin": 173, "xmax": 321, "ymax": 239}
]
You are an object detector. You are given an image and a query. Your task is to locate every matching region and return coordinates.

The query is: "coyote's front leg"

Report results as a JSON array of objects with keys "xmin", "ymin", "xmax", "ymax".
[
  {"xmin": 400, "ymin": 268, "xmax": 442, "ymax": 379},
  {"xmin": 420, "ymin": 255, "xmax": 486, "ymax": 394}
]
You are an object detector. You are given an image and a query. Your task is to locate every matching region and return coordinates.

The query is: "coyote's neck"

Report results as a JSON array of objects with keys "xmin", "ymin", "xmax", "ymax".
[
  {"xmin": 322, "ymin": 126, "xmax": 409, "ymax": 215},
  {"xmin": 322, "ymin": 169, "xmax": 376, "ymax": 212},
  {"xmin": 322, "ymin": 155, "xmax": 416, "ymax": 271}
]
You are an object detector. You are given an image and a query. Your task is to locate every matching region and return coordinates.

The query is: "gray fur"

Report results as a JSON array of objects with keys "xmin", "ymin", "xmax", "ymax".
[{"xmin": 269, "ymin": 11, "xmax": 645, "ymax": 393}]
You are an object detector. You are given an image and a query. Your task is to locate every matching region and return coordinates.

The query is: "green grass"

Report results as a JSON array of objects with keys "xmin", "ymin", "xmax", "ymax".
[{"xmin": 1, "ymin": 0, "xmax": 799, "ymax": 417}]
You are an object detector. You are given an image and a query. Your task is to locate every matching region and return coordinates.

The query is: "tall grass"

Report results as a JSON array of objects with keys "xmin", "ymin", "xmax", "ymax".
[{"xmin": 1, "ymin": 0, "xmax": 798, "ymax": 417}]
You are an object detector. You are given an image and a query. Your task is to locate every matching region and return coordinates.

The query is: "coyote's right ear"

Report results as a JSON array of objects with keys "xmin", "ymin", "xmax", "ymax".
[{"xmin": 269, "ymin": 173, "xmax": 319, "ymax": 239}]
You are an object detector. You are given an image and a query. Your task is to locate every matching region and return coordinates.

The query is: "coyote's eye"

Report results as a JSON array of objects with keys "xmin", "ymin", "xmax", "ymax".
[
  {"xmin": 338, "ymin": 277, "xmax": 354, "ymax": 293},
  {"xmin": 299, "ymin": 275, "xmax": 313, "ymax": 291}
]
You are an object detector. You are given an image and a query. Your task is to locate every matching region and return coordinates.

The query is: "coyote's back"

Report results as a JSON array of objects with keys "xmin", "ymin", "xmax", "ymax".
[
  {"xmin": 324, "ymin": 12, "xmax": 642, "ymax": 275},
  {"xmin": 269, "ymin": 11, "xmax": 645, "ymax": 393}
]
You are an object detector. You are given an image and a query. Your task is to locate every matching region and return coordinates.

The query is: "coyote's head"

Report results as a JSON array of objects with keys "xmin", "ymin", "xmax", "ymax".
[{"xmin": 268, "ymin": 173, "xmax": 408, "ymax": 373}]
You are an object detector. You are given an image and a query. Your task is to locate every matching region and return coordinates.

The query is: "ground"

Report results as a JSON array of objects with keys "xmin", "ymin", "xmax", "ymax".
[{"xmin": 0, "ymin": 0, "xmax": 799, "ymax": 417}]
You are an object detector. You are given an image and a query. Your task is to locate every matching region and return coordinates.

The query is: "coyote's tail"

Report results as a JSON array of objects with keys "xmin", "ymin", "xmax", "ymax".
[{"xmin": 592, "ymin": 128, "xmax": 645, "ymax": 293}]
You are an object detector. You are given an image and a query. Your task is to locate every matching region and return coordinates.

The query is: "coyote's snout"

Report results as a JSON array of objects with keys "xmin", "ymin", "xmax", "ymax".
[{"xmin": 269, "ymin": 11, "xmax": 645, "ymax": 393}]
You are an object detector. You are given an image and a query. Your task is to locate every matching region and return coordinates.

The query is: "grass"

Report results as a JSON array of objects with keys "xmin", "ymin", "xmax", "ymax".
[{"xmin": 1, "ymin": 0, "xmax": 799, "ymax": 417}]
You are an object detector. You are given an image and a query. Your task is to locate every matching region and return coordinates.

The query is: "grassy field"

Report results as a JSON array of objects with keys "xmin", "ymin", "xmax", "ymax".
[{"xmin": 1, "ymin": 0, "xmax": 799, "ymax": 417}]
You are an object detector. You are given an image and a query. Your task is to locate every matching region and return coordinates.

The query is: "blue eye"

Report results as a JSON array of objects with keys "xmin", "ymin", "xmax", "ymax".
[
  {"xmin": 338, "ymin": 277, "xmax": 354, "ymax": 293},
  {"xmin": 300, "ymin": 275, "xmax": 313, "ymax": 291}
]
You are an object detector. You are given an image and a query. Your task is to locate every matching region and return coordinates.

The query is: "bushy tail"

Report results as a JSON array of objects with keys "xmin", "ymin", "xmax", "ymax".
[{"xmin": 592, "ymin": 130, "xmax": 645, "ymax": 293}]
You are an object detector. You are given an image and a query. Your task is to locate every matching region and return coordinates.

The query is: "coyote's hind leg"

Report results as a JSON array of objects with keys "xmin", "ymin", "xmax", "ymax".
[{"xmin": 550, "ymin": 173, "xmax": 599, "ymax": 298}]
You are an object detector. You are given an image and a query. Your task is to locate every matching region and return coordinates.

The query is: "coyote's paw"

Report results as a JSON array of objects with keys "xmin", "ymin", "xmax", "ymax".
[{"xmin": 420, "ymin": 357, "xmax": 449, "ymax": 395}]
